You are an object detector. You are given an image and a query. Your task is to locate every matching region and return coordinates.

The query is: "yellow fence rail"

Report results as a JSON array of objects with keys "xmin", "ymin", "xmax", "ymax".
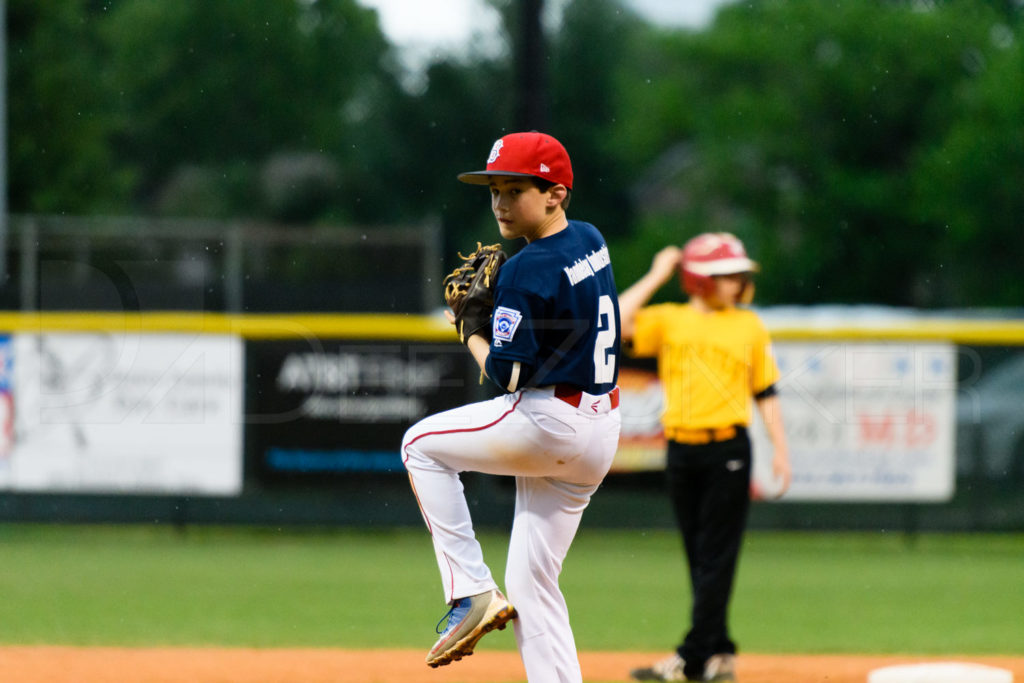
[{"xmin": 0, "ymin": 311, "xmax": 1022, "ymax": 345}]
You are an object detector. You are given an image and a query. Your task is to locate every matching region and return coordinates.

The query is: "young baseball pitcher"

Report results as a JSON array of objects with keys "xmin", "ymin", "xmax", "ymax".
[
  {"xmin": 620, "ymin": 233, "xmax": 791, "ymax": 683},
  {"xmin": 401, "ymin": 131, "xmax": 622, "ymax": 683}
]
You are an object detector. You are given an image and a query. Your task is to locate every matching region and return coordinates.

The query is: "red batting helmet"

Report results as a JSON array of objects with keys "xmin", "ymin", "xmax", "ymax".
[{"xmin": 680, "ymin": 232, "xmax": 759, "ymax": 300}]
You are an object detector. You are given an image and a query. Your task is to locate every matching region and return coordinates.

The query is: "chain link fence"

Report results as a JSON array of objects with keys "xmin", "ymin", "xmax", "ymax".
[{"xmin": 3, "ymin": 215, "xmax": 442, "ymax": 314}]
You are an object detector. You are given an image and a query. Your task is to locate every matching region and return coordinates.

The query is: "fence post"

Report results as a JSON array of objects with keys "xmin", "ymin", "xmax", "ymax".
[
  {"xmin": 18, "ymin": 217, "xmax": 37, "ymax": 311},
  {"xmin": 225, "ymin": 222, "xmax": 244, "ymax": 313},
  {"xmin": 422, "ymin": 217, "xmax": 442, "ymax": 313}
]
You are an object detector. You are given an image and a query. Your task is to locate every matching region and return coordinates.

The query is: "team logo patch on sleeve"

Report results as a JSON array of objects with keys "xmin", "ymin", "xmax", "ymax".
[{"xmin": 493, "ymin": 306, "xmax": 523, "ymax": 343}]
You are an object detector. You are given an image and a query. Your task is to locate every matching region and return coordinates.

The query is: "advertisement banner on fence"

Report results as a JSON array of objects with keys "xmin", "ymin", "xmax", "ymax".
[
  {"xmin": 0, "ymin": 333, "xmax": 243, "ymax": 495},
  {"xmin": 752, "ymin": 342, "xmax": 957, "ymax": 501},
  {"xmin": 614, "ymin": 342, "xmax": 957, "ymax": 502},
  {"xmin": 245, "ymin": 340, "xmax": 473, "ymax": 481}
]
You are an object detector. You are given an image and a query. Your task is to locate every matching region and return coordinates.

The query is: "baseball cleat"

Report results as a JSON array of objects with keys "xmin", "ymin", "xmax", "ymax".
[
  {"xmin": 703, "ymin": 653, "xmax": 736, "ymax": 682},
  {"xmin": 426, "ymin": 589, "xmax": 517, "ymax": 668},
  {"xmin": 630, "ymin": 653, "xmax": 688, "ymax": 681},
  {"xmin": 630, "ymin": 652, "xmax": 736, "ymax": 682}
]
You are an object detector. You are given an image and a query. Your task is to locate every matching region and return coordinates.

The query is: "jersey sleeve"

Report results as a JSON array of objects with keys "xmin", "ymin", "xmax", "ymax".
[
  {"xmin": 750, "ymin": 314, "xmax": 780, "ymax": 395},
  {"xmin": 488, "ymin": 286, "xmax": 545, "ymax": 363},
  {"xmin": 629, "ymin": 304, "xmax": 668, "ymax": 358}
]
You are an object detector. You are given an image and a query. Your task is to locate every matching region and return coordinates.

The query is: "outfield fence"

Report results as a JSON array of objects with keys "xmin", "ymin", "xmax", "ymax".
[
  {"xmin": 4, "ymin": 214, "xmax": 441, "ymax": 313},
  {"xmin": 0, "ymin": 215, "xmax": 1020, "ymax": 531},
  {"xmin": 0, "ymin": 310, "xmax": 1020, "ymax": 533}
]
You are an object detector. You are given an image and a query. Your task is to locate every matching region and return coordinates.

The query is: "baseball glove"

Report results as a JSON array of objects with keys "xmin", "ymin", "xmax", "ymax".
[{"xmin": 442, "ymin": 242, "xmax": 508, "ymax": 343}]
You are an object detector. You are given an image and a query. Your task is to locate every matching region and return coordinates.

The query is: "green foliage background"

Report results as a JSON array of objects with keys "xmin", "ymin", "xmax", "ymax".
[
  {"xmin": 1, "ymin": 525, "xmax": 1022, "ymax": 655},
  {"xmin": 9, "ymin": 0, "xmax": 1024, "ymax": 307}
]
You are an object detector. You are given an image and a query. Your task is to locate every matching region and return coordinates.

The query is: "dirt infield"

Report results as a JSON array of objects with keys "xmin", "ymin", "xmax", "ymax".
[{"xmin": 2, "ymin": 648, "xmax": 1022, "ymax": 682}]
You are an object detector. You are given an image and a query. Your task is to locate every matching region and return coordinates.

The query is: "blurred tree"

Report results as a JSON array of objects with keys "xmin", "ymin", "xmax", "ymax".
[
  {"xmin": 912, "ymin": 18, "xmax": 1024, "ymax": 306},
  {"xmin": 547, "ymin": 0, "xmax": 645, "ymax": 242},
  {"xmin": 8, "ymin": 0, "xmax": 133, "ymax": 213},
  {"xmin": 420, "ymin": 0, "xmax": 646, "ymax": 253},
  {"xmin": 343, "ymin": 55, "xmax": 512, "ymax": 230},
  {"xmin": 101, "ymin": 0, "xmax": 396, "ymax": 222},
  {"xmin": 8, "ymin": 0, "xmax": 1024, "ymax": 308},
  {"xmin": 608, "ymin": 0, "xmax": 1020, "ymax": 307}
]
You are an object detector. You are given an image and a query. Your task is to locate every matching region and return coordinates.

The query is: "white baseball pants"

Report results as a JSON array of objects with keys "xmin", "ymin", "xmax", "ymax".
[{"xmin": 402, "ymin": 385, "xmax": 621, "ymax": 683}]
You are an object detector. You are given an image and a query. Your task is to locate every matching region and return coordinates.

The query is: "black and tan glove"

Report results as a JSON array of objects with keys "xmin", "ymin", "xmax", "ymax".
[{"xmin": 442, "ymin": 242, "xmax": 508, "ymax": 344}]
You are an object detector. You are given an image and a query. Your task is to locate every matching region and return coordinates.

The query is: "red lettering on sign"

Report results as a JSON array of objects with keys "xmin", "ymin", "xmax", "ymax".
[
  {"xmin": 858, "ymin": 411, "xmax": 936, "ymax": 448},
  {"xmin": 858, "ymin": 415, "xmax": 894, "ymax": 445},
  {"xmin": 905, "ymin": 411, "xmax": 936, "ymax": 447}
]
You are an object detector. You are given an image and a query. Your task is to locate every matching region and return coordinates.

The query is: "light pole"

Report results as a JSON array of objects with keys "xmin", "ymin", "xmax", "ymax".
[
  {"xmin": 0, "ymin": 0, "xmax": 7, "ymax": 285},
  {"xmin": 514, "ymin": 0, "xmax": 547, "ymax": 131}
]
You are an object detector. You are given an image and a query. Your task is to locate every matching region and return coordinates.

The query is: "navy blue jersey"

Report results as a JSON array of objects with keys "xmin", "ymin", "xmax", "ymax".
[{"xmin": 485, "ymin": 220, "xmax": 620, "ymax": 395}]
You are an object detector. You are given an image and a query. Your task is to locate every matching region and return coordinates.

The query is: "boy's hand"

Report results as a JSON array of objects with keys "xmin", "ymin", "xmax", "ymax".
[{"xmin": 651, "ymin": 246, "xmax": 682, "ymax": 285}]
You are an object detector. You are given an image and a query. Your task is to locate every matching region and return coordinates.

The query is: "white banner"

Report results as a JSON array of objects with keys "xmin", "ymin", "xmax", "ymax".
[
  {"xmin": 750, "ymin": 342, "xmax": 957, "ymax": 502},
  {"xmin": 614, "ymin": 342, "xmax": 957, "ymax": 502},
  {"xmin": 0, "ymin": 333, "xmax": 243, "ymax": 495}
]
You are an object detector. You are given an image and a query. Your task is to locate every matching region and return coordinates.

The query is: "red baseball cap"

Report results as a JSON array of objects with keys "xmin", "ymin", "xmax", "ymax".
[{"xmin": 458, "ymin": 132, "xmax": 573, "ymax": 189}]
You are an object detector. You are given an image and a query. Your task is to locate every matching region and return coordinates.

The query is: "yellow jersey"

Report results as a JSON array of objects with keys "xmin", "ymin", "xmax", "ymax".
[{"xmin": 630, "ymin": 303, "xmax": 779, "ymax": 431}]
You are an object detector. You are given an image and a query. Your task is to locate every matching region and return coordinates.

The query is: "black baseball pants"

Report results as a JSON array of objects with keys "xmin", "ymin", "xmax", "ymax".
[{"xmin": 665, "ymin": 429, "xmax": 751, "ymax": 680}]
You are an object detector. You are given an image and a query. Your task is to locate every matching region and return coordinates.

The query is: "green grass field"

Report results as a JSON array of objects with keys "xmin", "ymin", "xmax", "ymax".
[{"xmin": 0, "ymin": 524, "xmax": 1021, "ymax": 655}]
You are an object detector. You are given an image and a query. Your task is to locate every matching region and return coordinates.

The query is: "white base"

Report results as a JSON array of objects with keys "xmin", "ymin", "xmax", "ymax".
[{"xmin": 868, "ymin": 662, "xmax": 1013, "ymax": 683}]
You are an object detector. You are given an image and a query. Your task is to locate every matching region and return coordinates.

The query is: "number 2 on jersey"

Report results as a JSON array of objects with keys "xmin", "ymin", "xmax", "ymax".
[{"xmin": 593, "ymin": 294, "xmax": 617, "ymax": 384}]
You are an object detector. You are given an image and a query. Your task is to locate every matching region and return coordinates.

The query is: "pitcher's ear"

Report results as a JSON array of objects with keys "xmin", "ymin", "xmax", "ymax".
[{"xmin": 547, "ymin": 184, "xmax": 568, "ymax": 206}]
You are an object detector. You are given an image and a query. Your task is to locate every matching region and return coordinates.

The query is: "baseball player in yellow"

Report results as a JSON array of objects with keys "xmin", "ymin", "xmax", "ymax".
[{"xmin": 620, "ymin": 233, "xmax": 790, "ymax": 683}]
